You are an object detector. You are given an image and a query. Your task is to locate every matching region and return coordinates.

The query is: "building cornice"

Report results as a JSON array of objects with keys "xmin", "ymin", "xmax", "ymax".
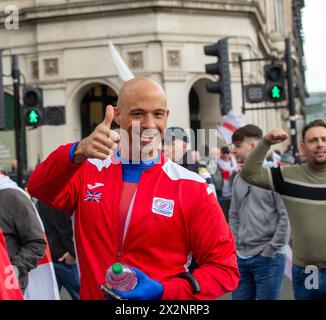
[{"xmin": 0, "ymin": 0, "xmax": 266, "ymax": 32}]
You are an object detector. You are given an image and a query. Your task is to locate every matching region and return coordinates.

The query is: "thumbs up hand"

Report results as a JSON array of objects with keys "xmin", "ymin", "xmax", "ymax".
[
  {"xmin": 73, "ymin": 105, "xmax": 121, "ymax": 164},
  {"xmin": 103, "ymin": 104, "xmax": 115, "ymax": 128}
]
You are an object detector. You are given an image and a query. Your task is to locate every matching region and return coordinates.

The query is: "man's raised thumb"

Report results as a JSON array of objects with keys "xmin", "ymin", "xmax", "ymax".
[{"xmin": 104, "ymin": 105, "xmax": 115, "ymax": 127}]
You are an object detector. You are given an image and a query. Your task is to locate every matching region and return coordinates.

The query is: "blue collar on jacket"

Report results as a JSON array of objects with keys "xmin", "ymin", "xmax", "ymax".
[{"xmin": 115, "ymin": 151, "xmax": 161, "ymax": 183}]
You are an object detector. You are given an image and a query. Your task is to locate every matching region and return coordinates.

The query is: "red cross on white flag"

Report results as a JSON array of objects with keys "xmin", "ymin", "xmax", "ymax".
[{"xmin": 216, "ymin": 111, "xmax": 245, "ymax": 145}]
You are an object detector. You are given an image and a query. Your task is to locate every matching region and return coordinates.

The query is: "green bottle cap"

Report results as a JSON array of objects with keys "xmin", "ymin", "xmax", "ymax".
[{"xmin": 112, "ymin": 263, "xmax": 123, "ymax": 274}]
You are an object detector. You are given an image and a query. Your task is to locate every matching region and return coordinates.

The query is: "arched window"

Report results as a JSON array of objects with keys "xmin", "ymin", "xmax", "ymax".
[
  {"xmin": 80, "ymin": 84, "xmax": 118, "ymax": 138},
  {"xmin": 189, "ymin": 87, "xmax": 200, "ymax": 150}
]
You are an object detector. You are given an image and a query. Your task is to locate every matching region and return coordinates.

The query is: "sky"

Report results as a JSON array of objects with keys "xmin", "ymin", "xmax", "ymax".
[{"xmin": 302, "ymin": 0, "xmax": 326, "ymax": 93}]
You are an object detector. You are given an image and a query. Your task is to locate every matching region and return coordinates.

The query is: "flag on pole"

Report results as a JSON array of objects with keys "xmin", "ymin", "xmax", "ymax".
[
  {"xmin": 23, "ymin": 210, "xmax": 60, "ymax": 300},
  {"xmin": 108, "ymin": 40, "xmax": 135, "ymax": 85},
  {"xmin": 216, "ymin": 111, "xmax": 245, "ymax": 145}
]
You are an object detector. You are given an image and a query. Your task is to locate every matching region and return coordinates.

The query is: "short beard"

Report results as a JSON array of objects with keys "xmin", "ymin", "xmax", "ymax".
[{"xmin": 313, "ymin": 158, "xmax": 326, "ymax": 167}]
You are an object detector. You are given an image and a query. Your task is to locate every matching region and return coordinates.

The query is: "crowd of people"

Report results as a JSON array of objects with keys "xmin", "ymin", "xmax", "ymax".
[{"xmin": 1, "ymin": 77, "xmax": 326, "ymax": 300}]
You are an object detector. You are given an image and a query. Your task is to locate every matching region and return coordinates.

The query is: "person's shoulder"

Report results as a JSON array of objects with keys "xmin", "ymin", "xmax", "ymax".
[
  {"xmin": 198, "ymin": 163, "xmax": 211, "ymax": 177},
  {"xmin": 162, "ymin": 159, "xmax": 206, "ymax": 184},
  {"xmin": 232, "ymin": 172, "xmax": 242, "ymax": 183},
  {"xmin": 198, "ymin": 166, "xmax": 209, "ymax": 176},
  {"xmin": 0, "ymin": 188, "xmax": 32, "ymax": 207},
  {"xmin": 232, "ymin": 173, "xmax": 250, "ymax": 190},
  {"xmin": 277, "ymin": 163, "xmax": 304, "ymax": 176},
  {"xmin": 216, "ymin": 158, "xmax": 224, "ymax": 165},
  {"xmin": 0, "ymin": 188, "xmax": 24, "ymax": 198}
]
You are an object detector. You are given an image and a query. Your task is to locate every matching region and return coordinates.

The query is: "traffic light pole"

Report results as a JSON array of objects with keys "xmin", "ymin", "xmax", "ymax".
[
  {"xmin": 285, "ymin": 38, "xmax": 299, "ymax": 160},
  {"xmin": 12, "ymin": 55, "xmax": 24, "ymax": 187},
  {"xmin": 239, "ymin": 55, "xmax": 246, "ymax": 114}
]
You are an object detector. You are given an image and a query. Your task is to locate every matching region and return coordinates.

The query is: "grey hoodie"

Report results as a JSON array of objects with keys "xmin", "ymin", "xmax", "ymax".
[
  {"xmin": 228, "ymin": 174, "xmax": 290, "ymax": 258},
  {"xmin": 0, "ymin": 175, "xmax": 46, "ymax": 290}
]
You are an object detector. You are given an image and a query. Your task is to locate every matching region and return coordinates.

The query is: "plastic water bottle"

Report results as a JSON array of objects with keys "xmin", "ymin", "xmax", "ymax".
[{"xmin": 105, "ymin": 263, "xmax": 138, "ymax": 292}]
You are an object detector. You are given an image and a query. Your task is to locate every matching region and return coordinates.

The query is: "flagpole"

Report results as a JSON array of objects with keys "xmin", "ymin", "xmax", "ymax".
[{"xmin": 108, "ymin": 40, "xmax": 134, "ymax": 86}]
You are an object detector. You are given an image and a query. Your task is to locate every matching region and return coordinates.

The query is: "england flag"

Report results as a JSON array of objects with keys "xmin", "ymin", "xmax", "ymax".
[{"xmin": 216, "ymin": 111, "xmax": 245, "ymax": 145}]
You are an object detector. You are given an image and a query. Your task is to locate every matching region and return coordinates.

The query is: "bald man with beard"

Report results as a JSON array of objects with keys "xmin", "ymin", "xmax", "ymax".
[{"xmin": 28, "ymin": 77, "xmax": 239, "ymax": 300}]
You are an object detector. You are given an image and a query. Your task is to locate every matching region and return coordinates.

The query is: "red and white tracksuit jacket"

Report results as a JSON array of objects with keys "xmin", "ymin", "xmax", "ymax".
[{"xmin": 27, "ymin": 143, "xmax": 239, "ymax": 300}]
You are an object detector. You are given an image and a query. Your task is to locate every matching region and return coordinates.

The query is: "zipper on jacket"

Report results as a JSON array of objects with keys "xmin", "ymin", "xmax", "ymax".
[
  {"xmin": 115, "ymin": 167, "xmax": 154, "ymax": 261},
  {"xmin": 116, "ymin": 251, "xmax": 121, "ymax": 260},
  {"xmin": 116, "ymin": 188, "xmax": 137, "ymax": 261}
]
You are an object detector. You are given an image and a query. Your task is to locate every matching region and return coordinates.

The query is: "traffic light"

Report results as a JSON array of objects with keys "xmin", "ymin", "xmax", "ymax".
[
  {"xmin": 264, "ymin": 64, "xmax": 286, "ymax": 102},
  {"xmin": 23, "ymin": 86, "xmax": 43, "ymax": 127},
  {"xmin": 204, "ymin": 38, "xmax": 232, "ymax": 115}
]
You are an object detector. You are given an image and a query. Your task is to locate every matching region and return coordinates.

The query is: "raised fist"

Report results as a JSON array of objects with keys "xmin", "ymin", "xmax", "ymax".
[{"xmin": 264, "ymin": 128, "xmax": 289, "ymax": 145}]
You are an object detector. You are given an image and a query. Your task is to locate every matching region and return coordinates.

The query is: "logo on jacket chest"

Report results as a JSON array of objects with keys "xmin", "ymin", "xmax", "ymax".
[
  {"xmin": 152, "ymin": 197, "xmax": 174, "ymax": 217},
  {"xmin": 84, "ymin": 182, "xmax": 104, "ymax": 203},
  {"xmin": 84, "ymin": 191, "xmax": 102, "ymax": 203}
]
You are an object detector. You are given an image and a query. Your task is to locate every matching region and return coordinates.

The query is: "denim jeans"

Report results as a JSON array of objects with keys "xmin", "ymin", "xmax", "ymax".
[
  {"xmin": 292, "ymin": 265, "xmax": 326, "ymax": 300},
  {"xmin": 53, "ymin": 262, "xmax": 80, "ymax": 300},
  {"xmin": 232, "ymin": 253, "xmax": 286, "ymax": 300}
]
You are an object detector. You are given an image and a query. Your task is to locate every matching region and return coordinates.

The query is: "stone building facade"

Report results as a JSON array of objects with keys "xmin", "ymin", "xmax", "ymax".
[{"xmin": 0, "ymin": 0, "xmax": 305, "ymax": 169}]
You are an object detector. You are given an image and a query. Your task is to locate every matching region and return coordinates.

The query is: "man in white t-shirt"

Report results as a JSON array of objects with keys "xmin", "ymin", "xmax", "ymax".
[{"xmin": 217, "ymin": 146, "xmax": 239, "ymax": 198}]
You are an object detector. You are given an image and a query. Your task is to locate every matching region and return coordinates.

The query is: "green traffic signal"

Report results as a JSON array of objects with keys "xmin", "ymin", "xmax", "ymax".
[
  {"xmin": 264, "ymin": 64, "xmax": 286, "ymax": 102},
  {"xmin": 23, "ymin": 86, "xmax": 43, "ymax": 127},
  {"xmin": 26, "ymin": 108, "xmax": 40, "ymax": 126},
  {"xmin": 29, "ymin": 110, "xmax": 39, "ymax": 124},
  {"xmin": 271, "ymin": 85, "xmax": 281, "ymax": 99}
]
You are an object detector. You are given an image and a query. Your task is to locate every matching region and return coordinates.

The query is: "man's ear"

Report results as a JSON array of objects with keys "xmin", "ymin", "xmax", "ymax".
[
  {"xmin": 183, "ymin": 141, "xmax": 189, "ymax": 153},
  {"xmin": 300, "ymin": 142, "xmax": 305, "ymax": 157},
  {"xmin": 114, "ymin": 107, "xmax": 121, "ymax": 126},
  {"xmin": 250, "ymin": 141, "xmax": 258, "ymax": 150}
]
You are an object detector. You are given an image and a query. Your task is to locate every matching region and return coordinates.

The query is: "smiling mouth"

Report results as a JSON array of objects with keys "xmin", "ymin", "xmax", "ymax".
[
  {"xmin": 141, "ymin": 136, "xmax": 155, "ymax": 142},
  {"xmin": 137, "ymin": 132, "xmax": 161, "ymax": 143}
]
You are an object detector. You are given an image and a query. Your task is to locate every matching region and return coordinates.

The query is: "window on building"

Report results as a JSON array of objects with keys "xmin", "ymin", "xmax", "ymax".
[
  {"xmin": 274, "ymin": 0, "xmax": 283, "ymax": 33},
  {"xmin": 30, "ymin": 60, "xmax": 39, "ymax": 80},
  {"xmin": 189, "ymin": 88, "xmax": 201, "ymax": 150},
  {"xmin": 80, "ymin": 84, "xmax": 118, "ymax": 138}
]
